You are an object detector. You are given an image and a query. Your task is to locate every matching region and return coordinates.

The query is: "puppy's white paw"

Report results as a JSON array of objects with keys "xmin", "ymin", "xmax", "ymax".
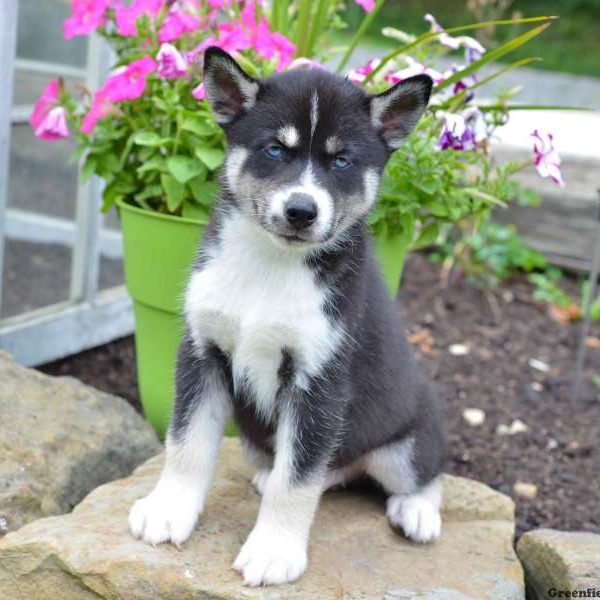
[
  {"xmin": 129, "ymin": 479, "xmax": 203, "ymax": 547},
  {"xmin": 387, "ymin": 494, "xmax": 442, "ymax": 543},
  {"xmin": 252, "ymin": 469, "xmax": 270, "ymax": 496},
  {"xmin": 233, "ymin": 525, "xmax": 307, "ymax": 586}
]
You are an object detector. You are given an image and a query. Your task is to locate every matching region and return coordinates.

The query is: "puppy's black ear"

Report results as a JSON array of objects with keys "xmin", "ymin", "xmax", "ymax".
[
  {"xmin": 203, "ymin": 47, "xmax": 260, "ymax": 124},
  {"xmin": 369, "ymin": 74, "xmax": 432, "ymax": 150}
]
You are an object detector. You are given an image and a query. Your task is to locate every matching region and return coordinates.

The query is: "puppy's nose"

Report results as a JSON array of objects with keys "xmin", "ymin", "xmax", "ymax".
[{"xmin": 284, "ymin": 193, "xmax": 318, "ymax": 229}]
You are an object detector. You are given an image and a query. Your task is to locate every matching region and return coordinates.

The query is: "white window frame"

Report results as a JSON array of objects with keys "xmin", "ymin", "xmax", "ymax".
[{"xmin": 0, "ymin": 0, "xmax": 134, "ymax": 367}]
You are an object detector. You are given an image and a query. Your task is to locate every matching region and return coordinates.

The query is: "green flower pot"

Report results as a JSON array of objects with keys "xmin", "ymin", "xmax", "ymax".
[{"xmin": 119, "ymin": 198, "xmax": 409, "ymax": 438}]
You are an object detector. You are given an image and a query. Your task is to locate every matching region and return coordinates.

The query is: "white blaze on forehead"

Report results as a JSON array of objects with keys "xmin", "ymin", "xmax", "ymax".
[
  {"xmin": 363, "ymin": 168, "xmax": 380, "ymax": 208},
  {"xmin": 277, "ymin": 125, "xmax": 300, "ymax": 148},
  {"xmin": 310, "ymin": 91, "xmax": 319, "ymax": 140},
  {"xmin": 325, "ymin": 136, "xmax": 343, "ymax": 155},
  {"xmin": 225, "ymin": 146, "xmax": 248, "ymax": 195}
]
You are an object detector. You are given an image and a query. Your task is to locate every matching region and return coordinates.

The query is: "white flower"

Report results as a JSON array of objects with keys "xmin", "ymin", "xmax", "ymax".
[{"xmin": 531, "ymin": 130, "xmax": 565, "ymax": 186}]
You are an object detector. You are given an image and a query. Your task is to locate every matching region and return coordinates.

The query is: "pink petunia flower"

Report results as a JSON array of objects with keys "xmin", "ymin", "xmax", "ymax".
[
  {"xmin": 253, "ymin": 25, "xmax": 296, "ymax": 70},
  {"xmin": 206, "ymin": 0, "xmax": 231, "ymax": 7},
  {"xmin": 424, "ymin": 13, "xmax": 485, "ymax": 62},
  {"xmin": 354, "ymin": 0, "xmax": 375, "ymax": 11},
  {"xmin": 157, "ymin": 43, "xmax": 189, "ymax": 78},
  {"xmin": 531, "ymin": 130, "xmax": 564, "ymax": 186},
  {"xmin": 115, "ymin": 0, "xmax": 164, "ymax": 37},
  {"xmin": 81, "ymin": 91, "xmax": 114, "ymax": 134},
  {"xmin": 287, "ymin": 57, "xmax": 325, "ymax": 71},
  {"xmin": 102, "ymin": 56, "xmax": 157, "ymax": 102},
  {"xmin": 348, "ymin": 58, "xmax": 381, "ymax": 85},
  {"xmin": 188, "ymin": 3, "xmax": 296, "ymax": 71},
  {"xmin": 191, "ymin": 82, "xmax": 205, "ymax": 100},
  {"xmin": 34, "ymin": 107, "xmax": 70, "ymax": 141},
  {"xmin": 386, "ymin": 57, "xmax": 444, "ymax": 85},
  {"xmin": 31, "ymin": 80, "xmax": 61, "ymax": 134},
  {"xmin": 158, "ymin": 2, "xmax": 202, "ymax": 43},
  {"xmin": 63, "ymin": 0, "xmax": 111, "ymax": 39}
]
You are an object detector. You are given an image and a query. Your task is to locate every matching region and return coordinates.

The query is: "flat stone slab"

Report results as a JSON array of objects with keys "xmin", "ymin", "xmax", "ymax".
[
  {"xmin": 0, "ymin": 350, "xmax": 160, "ymax": 536},
  {"xmin": 517, "ymin": 529, "xmax": 600, "ymax": 598},
  {"xmin": 0, "ymin": 438, "xmax": 523, "ymax": 599}
]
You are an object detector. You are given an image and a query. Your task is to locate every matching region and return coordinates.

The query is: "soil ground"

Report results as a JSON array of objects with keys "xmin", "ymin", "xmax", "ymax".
[{"xmin": 40, "ymin": 252, "xmax": 600, "ymax": 538}]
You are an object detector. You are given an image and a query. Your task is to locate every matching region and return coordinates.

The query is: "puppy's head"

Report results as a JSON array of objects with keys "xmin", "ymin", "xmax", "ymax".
[{"xmin": 203, "ymin": 47, "xmax": 432, "ymax": 249}]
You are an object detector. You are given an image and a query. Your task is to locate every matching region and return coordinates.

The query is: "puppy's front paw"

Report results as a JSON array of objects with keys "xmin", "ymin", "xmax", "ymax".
[
  {"xmin": 387, "ymin": 494, "xmax": 441, "ymax": 543},
  {"xmin": 233, "ymin": 525, "xmax": 307, "ymax": 586},
  {"xmin": 129, "ymin": 480, "xmax": 202, "ymax": 547}
]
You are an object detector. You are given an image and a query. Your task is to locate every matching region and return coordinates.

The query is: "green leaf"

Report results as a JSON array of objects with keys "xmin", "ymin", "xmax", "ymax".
[
  {"xmin": 590, "ymin": 295, "xmax": 600, "ymax": 321},
  {"xmin": 436, "ymin": 23, "xmax": 552, "ymax": 93},
  {"xmin": 188, "ymin": 178, "xmax": 219, "ymax": 205},
  {"xmin": 167, "ymin": 155, "xmax": 206, "ymax": 183},
  {"xmin": 161, "ymin": 173, "xmax": 185, "ymax": 212},
  {"xmin": 413, "ymin": 223, "xmax": 439, "ymax": 248},
  {"xmin": 137, "ymin": 155, "xmax": 166, "ymax": 174},
  {"xmin": 101, "ymin": 182, "xmax": 122, "ymax": 214},
  {"xmin": 135, "ymin": 184, "xmax": 162, "ymax": 202},
  {"xmin": 363, "ymin": 15, "xmax": 556, "ymax": 84},
  {"xmin": 133, "ymin": 131, "xmax": 169, "ymax": 147},
  {"xmin": 336, "ymin": 0, "xmax": 388, "ymax": 72},
  {"xmin": 182, "ymin": 199, "xmax": 210, "ymax": 220},
  {"xmin": 81, "ymin": 154, "xmax": 96, "ymax": 182},
  {"xmin": 181, "ymin": 117, "xmax": 214, "ymax": 137},
  {"xmin": 195, "ymin": 147, "xmax": 225, "ymax": 170}
]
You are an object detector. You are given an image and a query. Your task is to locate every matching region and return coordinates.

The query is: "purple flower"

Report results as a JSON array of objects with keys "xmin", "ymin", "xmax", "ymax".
[
  {"xmin": 531, "ymin": 130, "xmax": 564, "ymax": 186},
  {"xmin": 157, "ymin": 43, "xmax": 189, "ymax": 79},
  {"xmin": 438, "ymin": 108, "xmax": 487, "ymax": 151},
  {"xmin": 424, "ymin": 13, "xmax": 485, "ymax": 63}
]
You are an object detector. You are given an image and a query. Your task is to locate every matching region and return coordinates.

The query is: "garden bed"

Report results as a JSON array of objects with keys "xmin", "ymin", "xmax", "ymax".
[{"xmin": 40, "ymin": 252, "xmax": 600, "ymax": 538}]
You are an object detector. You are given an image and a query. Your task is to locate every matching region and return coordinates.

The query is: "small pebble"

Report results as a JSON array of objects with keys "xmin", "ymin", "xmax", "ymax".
[
  {"xmin": 502, "ymin": 290, "xmax": 514, "ymax": 303},
  {"xmin": 510, "ymin": 419, "xmax": 530, "ymax": 434},
  {"xmin": 449, "ymin": 343, "xmax": 470, "ymax": 356},
  {"xmin": 528, "ymin": 358, "xmax": 550, "ymax": 373},
  {"xmin": 547, "ymin": 438, "xmax": 559, "ymax": 451},
  {"xmin": 496, "ymin": 424, "xmax": 510, "ymax": 436},
  {"xmin": 0, "ymin": 516, "xmax": 8, "ymax": 534},
  {"xmin": 462, "ymin": 408, "xmax": 486, "ymax": 427},
  {"xmin": 531, "ymin": 381, "xmax": 543, "ymax": 392},
  {"xmin": 496, "ymin": 419, "xmax": 530, "ymax": 436},
  {"xmin": 514, "ymin": 481, "xmax": 538, "ymax": 500}
]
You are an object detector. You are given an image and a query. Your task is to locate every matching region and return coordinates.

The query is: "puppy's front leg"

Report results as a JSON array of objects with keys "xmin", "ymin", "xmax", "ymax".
[
  {"xmin": 234, "ymin": 381, "xmax": 342, "ymax": 587},
  {"xmin": 129, "ymin": 336, "xmax": 231, "ymax": 546}
]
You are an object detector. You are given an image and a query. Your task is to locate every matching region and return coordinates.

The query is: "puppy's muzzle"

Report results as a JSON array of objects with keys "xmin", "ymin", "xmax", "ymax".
[{"xmin": 284, "ymin": 193, "xmax": 318, "ymax": 230}]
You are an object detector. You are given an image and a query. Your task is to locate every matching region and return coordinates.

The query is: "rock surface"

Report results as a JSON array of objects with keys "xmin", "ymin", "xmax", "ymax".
[
  {"xmin": 517, "ymin": 529, "xmax": 600, "ymax": 598},
  {"xmin": 0, "ymin": 438, "xmax": 524, "ymax": 599},
  {"xmin": 0, "ymin": 350, "xmax": 160, "ymax": 536}
]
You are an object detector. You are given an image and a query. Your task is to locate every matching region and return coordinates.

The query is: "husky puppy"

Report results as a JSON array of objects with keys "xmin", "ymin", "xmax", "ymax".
[{"xmin": 129, "ymin": 47, "xmax": 444, "ymax": 587}]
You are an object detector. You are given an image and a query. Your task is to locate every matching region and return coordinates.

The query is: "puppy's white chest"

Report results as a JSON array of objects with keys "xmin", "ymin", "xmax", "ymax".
[{"xmin": 185, "ymin": 215, "xmax": 341, "ymax": 416}]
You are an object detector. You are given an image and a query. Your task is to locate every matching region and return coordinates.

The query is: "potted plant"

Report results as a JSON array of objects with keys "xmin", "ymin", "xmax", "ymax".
[{"xmin": 32, "ymin": 0, "xmax": 568, "ymax": 436}]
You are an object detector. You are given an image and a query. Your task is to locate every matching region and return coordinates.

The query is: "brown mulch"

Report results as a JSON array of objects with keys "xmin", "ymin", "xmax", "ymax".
[{"xmin": 40, "ymin": 253, "xmax": 600, "ymax": 538}]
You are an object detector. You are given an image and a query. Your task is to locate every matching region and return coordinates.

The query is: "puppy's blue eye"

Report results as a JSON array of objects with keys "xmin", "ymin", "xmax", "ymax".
[
  {"xmin": 333, "ymin": 156, "xmax": 351, "ymax": 170},
  {"xmin": 264, "ymin": 144, "xmax": 285, "ymax": 159}
]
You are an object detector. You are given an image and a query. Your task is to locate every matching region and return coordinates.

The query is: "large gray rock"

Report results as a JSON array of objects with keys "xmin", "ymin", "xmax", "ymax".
[
  {"xmin": 517, "ymin": 529, "xmax": 600, "ymax": 599},
  {"xmin": 0, "ymin": 438, "xmax": 524, "ymax": 599},
  {"xmin": 0, "ymin": 350, "xmax": 160, "ymax": 536}
]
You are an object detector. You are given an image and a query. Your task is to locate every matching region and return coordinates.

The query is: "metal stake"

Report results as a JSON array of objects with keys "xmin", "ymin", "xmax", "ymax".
[{"xmin": 571, "ymin": 188, "xmax": 600, "ymax": 405}]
